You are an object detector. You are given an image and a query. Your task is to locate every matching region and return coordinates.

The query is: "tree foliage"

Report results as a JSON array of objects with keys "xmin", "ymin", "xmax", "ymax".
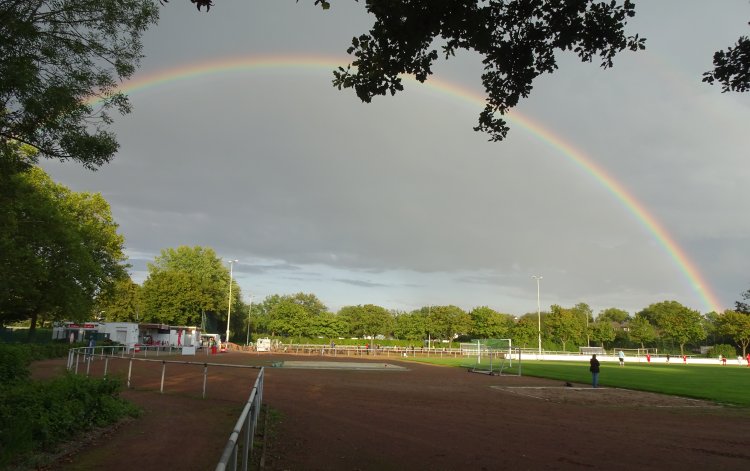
[
  {"xmin": 95, "ymin": 276, "xmax": 143, "ymax": 322},
  {"xmin": 547, "ymin": 304, "xmax": 584, "ymax": 351},
  {"xmin": 735, "ymin": 288, "xmax": 750, "ymax": 314},
  {"xmin": 0, "ymin": 158, "xmax": 126, "ymax": 335},
  {"xmin": 425, "ymin": 305, "xmax": 471, "ymax": 347},
  {"xmin": 468, "ymin": 306, "xmax": 513, "ymax": 339},
  {"xmin": 140, "ymin": 246, "xmax": 236, "ymax": 327},
  {"xmin": 639, "ymin": 301, "xmax": 705, "ymax": 355},
  {"xmin": 268, "ymin": 300, "xmax": 311, "ymax": 340},
  {"xmin": 590, "ymin": 319, "xmax": 615, "ymax": 348},
  {"xmin": 338, "ymin": 304, "xmax": 393, "ymax": 340},
  {"xmin": 703, "ymin": 23, "xmax": 750, "ymax": 93},
  {"xmin": 0, "ymin": 0, "xmax": 160, "ymax": 168},
  {"xmin": 264, "ymin": 292, "xmax": 329, "ymax": 339},
  {"xmin": 392, "ymin": 311, "xmax": 427, "ymax": 341},
  {"xmin": 330, "ymin": 0, "xmax": 644, "ymax": 142},
  {"xmin": 309, "ymin": 311, "xmax": 347, "ymax": 339},
  {"xmin": 180, "ymin": 1, "xmax": 750, "ymax": 139},
  {"xmin": 598, "ymin": 307, "xmax": 630, "ymax": 324},
  {"xmin": 717, "ymin": 310, "xmax": 750, "ymax": 357},
  {"xmin": 510, "ymin": 316, "xmax": 538, "ymax": 349},
  {"xmin": 627, "ymin": 314, "xmax": 656, "ymax": 349}
]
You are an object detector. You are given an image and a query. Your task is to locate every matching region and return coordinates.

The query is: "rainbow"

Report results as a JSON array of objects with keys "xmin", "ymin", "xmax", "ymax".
[{"xmin": 108, "ymin": 55, "xmax": 723, "ymax": 313}]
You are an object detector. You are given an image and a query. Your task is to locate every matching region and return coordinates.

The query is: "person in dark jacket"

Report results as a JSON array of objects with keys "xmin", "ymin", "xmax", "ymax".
[{"xmin": 589, "ymin": 354, "xmax": 600, "ymax": 388}]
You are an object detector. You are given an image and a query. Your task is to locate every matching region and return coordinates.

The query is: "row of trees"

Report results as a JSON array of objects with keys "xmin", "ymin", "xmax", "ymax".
[{"xmin": 92, "ymin": 248, "xmax": 750, "ymax": 357}]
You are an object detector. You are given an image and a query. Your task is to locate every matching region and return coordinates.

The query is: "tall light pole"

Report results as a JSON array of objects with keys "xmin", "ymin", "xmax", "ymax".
[
  {"xmin": 226, "ymin": 259, "xmax": 238, "ymax": 344},
  {"xmin": 246, "ymin": 294, "xmax": 253, "ymax": 347},
  {"xmin": 532, "ymin": 275, "xmax": 543, "ymax": 356}
]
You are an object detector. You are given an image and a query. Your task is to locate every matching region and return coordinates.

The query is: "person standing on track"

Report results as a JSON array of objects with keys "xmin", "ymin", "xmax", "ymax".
[{"xmin": 589, "ymin": 354, "xmax": 600, "ymax": 388}]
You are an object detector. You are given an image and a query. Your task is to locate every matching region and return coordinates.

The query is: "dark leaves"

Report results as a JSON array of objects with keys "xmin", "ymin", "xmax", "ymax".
[
  {"xmin": 703, "ymin": 30, "xmax": 750, "ymax": 93},
  {"xmin": 332, "ymin": 0, "xmax": 646, "ymax": 141}
]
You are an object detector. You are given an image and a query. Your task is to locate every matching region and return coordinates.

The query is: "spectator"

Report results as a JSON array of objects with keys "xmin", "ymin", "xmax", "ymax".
[{"xmin": 589, "ymin": 354, "xmax": 600, "ymax": 388}]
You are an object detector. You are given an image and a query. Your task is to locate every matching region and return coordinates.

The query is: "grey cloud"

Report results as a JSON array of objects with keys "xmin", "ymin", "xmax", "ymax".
[
  {"xmin": 334, "ymin": 278, "xmax": 388, "ymax": 288},
  {"xmin": 40, "ymin": 1, "xmax": 750, "ymax": 314}
]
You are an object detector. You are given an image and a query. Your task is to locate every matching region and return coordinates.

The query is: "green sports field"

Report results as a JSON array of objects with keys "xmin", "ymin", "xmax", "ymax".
[{"xmin": 406, "ymin": 357, "xmax": 750, "ymax": 407}]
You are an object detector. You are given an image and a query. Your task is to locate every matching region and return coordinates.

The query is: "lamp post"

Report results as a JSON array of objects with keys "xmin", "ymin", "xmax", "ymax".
[
  {"xmin": 532, "ymin": 275, "xmax": 543, "ymax": 356},
  {"xmin": 226, "ymin": 259, "xmax": 238, "ymax": 344},
  {"xmin": 246, "ymin": 294, "xmax": 253, "ymax": 347}
]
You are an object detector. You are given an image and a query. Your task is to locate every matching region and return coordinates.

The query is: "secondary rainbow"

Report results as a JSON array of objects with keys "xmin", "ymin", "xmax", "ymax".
[{"xmin": 109, "ymin": 55, "xmax": 723, "ymax": 313}]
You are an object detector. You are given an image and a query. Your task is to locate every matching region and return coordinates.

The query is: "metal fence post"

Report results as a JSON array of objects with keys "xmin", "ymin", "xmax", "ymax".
[
  {"xmin": 203, "ymin": 364, "xmax": 208, "ymax": 399},
  {"xmin": 104, "ymin": 357, "xmax": 109, "ymax": 378},
  {"xmin": 242, "ymin": 407, "xmax": 252, "ymax": 471},
  {"xmin": 127, "ymin": 358, "xmax": 133, "ymax": 388},
  {"xmin": 160, "ymin": 361, "xmax": 166, "ymax": 394}
]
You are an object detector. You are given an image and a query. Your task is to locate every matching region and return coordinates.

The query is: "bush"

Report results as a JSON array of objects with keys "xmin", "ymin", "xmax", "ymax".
[
  {"xmin": 0, "ymin": 374, "xmax": 139, "ymax": 467},
  {"xmin": 0, "ymin": 343, "xmax": 76, "ymax": 383},
  {"xmin": 707, "ymin": 344, "xmax": 737, "ymax": 359},
  {"xmin": 0, "ymin": 343, "xmax": 138, "ymax": 467},
  {"xmin": 0, "ymin": 344, "xmax": 32, "ymax": 383}
]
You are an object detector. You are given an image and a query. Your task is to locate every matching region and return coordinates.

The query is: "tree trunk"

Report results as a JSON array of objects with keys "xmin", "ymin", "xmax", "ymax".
[{"xmin": 27, "ymin": 311, "xmax": 38, "ymax": 342}]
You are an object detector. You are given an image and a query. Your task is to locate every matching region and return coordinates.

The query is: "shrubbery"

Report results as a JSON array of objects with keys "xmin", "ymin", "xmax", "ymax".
[
  {"xmin": 707, "ymin": 344, "xmax": 737, "ymax": 359},
  {"xmin": 0, "ymin": 343, "xmax": 77, "ymax": 383},
  {"xmin": 0, "ymin": 344, "xmax": 139, "ymax": 467}
]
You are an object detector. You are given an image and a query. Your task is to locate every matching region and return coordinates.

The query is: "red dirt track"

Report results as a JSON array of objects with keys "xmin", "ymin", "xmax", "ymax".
[{"xmin": 32, "ymin": 352, "xmax": 750, "ymax": 470}]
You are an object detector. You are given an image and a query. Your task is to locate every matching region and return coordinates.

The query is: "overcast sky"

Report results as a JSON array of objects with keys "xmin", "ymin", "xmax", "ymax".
[{"xmin": 42, "ymin": 0, "xmax": 749, "ymax": 316}]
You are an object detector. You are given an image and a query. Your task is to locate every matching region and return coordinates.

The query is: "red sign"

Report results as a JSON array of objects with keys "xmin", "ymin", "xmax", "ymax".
[{"xmin": 67, "ymin": 323, "xmax": 96, "ymax": 329}]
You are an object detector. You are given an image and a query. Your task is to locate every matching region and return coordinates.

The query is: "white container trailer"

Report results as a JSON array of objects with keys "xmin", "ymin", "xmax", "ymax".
[
  {"xmin": 169, "ymin": 327, "xmax": 200, "ymax": 347},
  {"xmin": 256, "ymin": 338, "xmax": 271, "ymax": 352},
  {"xmin": 97, "ymin": 322, "xmax": 139, "ymax": 350}
]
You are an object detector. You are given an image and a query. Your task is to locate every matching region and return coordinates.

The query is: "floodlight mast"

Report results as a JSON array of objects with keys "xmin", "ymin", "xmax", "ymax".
[
  {"xmin": 246, "ymin": 294, "xmax": 253, "ymax": 346},
  {"xmin": 226, "ymin": 259, "xmax": 239, "ymax": 344},
  {"xmin": 532, "ymin": 275, "xmax": 543, "ymax": 356}
]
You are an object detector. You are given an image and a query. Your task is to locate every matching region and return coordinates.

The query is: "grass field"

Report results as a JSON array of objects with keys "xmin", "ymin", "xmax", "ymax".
[{"xmin": 406, "ymin": 356, "xmax": 750, "ymax": 407}]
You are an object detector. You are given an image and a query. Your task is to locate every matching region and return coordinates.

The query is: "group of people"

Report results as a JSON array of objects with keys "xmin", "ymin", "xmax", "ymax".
[{"xmin": 589, "ymin": 350, "xmax": 750, "ymax": 388}]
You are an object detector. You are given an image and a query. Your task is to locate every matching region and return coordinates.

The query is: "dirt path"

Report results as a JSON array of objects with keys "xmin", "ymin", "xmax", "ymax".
[{"xmin": 32, "ymin": 352, "xmax": 750, "ymax": 470}]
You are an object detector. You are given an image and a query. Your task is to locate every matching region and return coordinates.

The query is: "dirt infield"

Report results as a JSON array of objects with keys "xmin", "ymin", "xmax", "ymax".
[{"xmin": 32, "ymin": 352, "xmax": 750, "ymax": 470}]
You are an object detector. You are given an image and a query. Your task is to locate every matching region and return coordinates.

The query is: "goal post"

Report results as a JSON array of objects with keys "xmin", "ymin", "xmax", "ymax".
[{"xmin": 460, "ymin": 339, "xmax": 521, "ymax": 376}]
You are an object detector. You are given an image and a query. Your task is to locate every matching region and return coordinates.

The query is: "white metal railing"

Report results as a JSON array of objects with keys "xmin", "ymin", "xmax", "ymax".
[
  {"xmin": 275, "ymin": 344, "xmax": 478, "ymax": 358},
  {"xmin": 216, "ymin": 367, "xmax": 265, "ymax": 471},
  {"xmin": 66, "ymin": 346, "xmax": 260, "ymax": 398}
]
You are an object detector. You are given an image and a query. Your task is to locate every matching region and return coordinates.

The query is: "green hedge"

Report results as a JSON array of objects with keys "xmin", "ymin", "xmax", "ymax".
[
  {"xmin": 0, "ymin": 344, "xmax": 139, "ymax": 467},
  {"xmin": 708, "ymin": 344, "xmax": 737, "ymax": 359},
  {"xmin": 0, "ymin": 343, "xmax": 76, "ymax": 383}
]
